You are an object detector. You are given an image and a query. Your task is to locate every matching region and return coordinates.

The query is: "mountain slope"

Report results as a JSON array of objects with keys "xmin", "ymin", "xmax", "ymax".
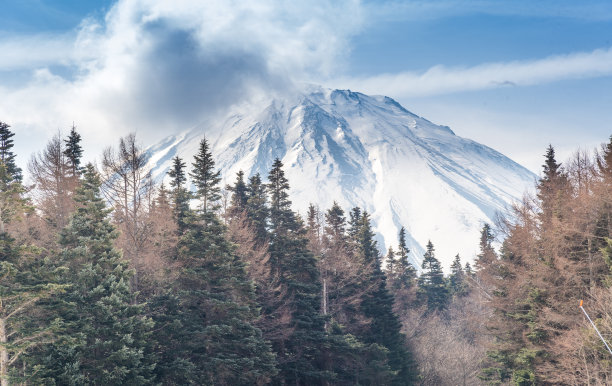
[{"xmin": 145, "ymin": 86, "xmax": 535, "ymax": 269}]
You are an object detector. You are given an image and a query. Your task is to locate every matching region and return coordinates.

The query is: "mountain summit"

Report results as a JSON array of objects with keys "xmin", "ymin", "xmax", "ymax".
[{"xmin": 145, "ymin": 86, "xmax": 535, "ymax": 269}]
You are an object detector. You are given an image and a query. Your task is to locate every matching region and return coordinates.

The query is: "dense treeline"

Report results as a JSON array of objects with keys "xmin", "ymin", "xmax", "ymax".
[{"xmin": 1, "ymin": 119, "xmax": 612, "ymax": 385}]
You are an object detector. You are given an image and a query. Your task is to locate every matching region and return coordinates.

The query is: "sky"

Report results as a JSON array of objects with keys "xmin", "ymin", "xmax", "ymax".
[{"xmin": 1, "ymin": 0, "xmax": 611, "ymax": 174}]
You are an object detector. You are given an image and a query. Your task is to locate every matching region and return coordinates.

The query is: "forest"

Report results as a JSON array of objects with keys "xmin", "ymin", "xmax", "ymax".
[{"xmin": 0, "ymin": 119, "xmax": 611, "ymax": 385}]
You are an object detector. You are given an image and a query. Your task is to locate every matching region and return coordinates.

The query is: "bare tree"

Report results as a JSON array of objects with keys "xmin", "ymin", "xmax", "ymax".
[
  {"xmin": 28, "ymin": 133, "xmax": 74, "ymax": 238},
  {"xmin": 100, "ymin": 134, "xmax": 155, "ymax": 292}
]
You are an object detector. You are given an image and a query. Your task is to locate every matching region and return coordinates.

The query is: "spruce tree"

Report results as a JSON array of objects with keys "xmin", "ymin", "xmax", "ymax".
[
  {"xmin": 266, "ymin": 158, "xmax": 328, "ymax": 385},
  {"xmin": 63, "ymin": 124, "xmax": 83, "ymax": 178},
  {"xmin": 167, "ymin": 156, "xmax": 191, "ymax": 232},
  {"xmin": 0, "ymin": 122, "xmax": 22, "ymax": 183},
  {"xmin": 396, "ymin": 227, "xmax": 417, "ymax": 290},
  {"xmin": 41, "ymin": 164, "xmax": 154, "ymax": 384},
  {"xmin": 417, "ymin": 241, "xmax": 449, "ymax": 311},
  {"xmin": 537, "ymin": 145, "xmax": 570, "ymax": 228},
  {"xmin": 448, "ymin": 254, "xmax": 467, "ymax": 296},
  {"xmin": 189, "ymin": 137, "xmax": 221, "ymax": 216},
  {"xmin": 385, "ymin": 246, "xmax": 396, "ymax": 283},
  {"xmin": 227, "ymin": 170, "xmax": 248, "ymax": 220},
  {"xmin": 0, "ymin": 144, "xmax": 64, "ymax": 385},
  {"xmin": 355, "ymin": 211, "xmax": 417, "ymax": 385},
  {"xmin": 245, "ymin": 173, "xmax": 268, "ymax": 243},
  {"xmin": 154, "ymin": 146, "xmax": 277, "ymax": 384}
]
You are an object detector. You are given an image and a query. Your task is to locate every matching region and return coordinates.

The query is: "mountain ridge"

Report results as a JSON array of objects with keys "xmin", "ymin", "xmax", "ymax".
[{"xmin": 145, "ymin": 86, "xmax": 535, "ymax": 270}]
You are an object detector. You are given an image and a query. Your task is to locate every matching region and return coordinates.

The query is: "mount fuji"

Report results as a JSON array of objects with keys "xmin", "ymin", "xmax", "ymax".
[{"xmin": 144, "ymin": 86, "xmax": 535, "ymax": 270}]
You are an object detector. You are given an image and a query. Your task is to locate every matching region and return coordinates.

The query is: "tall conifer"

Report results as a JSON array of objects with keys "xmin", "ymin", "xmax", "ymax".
[
  {"xmin": 266, "ymin": 158, "xmax": 328, "ymax": 385},
  {"xmin": 41, "ymin": 164, "xmax": 154, "ymax": 384}
]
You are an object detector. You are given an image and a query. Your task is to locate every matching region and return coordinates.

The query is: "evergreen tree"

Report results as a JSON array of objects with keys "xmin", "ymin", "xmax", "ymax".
[
  {"xmin": 0, "ymin": 122, "xmax": 22, "ymax": 183},
  {"xmin": 537, "ymin": 145, "xmax": 570, "ymax": 228},
  {"xmin": 417, "ymin": 241, "xmax": 449, "ymax": 311},
  {"xmin": 266, "ymin": 158, "xmax": 329, "ymax": 385},
  {"xmin": 245, "ymin": 173, "xmax": 268, "ymax": 243},
  {"xmin": 0, "ymin": 144, "xmax": 64, "ymax": 385},
  {"xmin": 227, "ymin": 170, "xmax": 248, "ymax": 220},
  {"xmin": 396, "ymin": 227, "xmax": 417, "ymax": 290},
  {"xmin": 385, "ymin": 247, "xmax": 396, "ymax": 283},
  {"xmin": 40, "ymin": 164, "xmax": 154, "ymax": 384},
  {"xmin": 189, "ymin": 137, "xmax": 221, "ymax": 215},
  {"xmin": 167, "ymin": 156, "xmax": 191, "ymax": 232},
  {"xmin": 63, "ymin": 124, "xmax": 83, "ymax": 178},
  {"xmin": 448, "ymin": 254, "xmax": 467, "ymax": 296},
  {"xmin": 355, "ymin": 211, "xmax": 417, "ymax": 385},
  {"xmin": 153, "ymin": 147, "xmax": 277, "ymax": 384}
]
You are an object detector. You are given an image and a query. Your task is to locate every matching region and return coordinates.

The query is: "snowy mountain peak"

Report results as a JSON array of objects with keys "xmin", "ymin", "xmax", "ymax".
[{"xmin": 145, "ymin": 86, "xmax": 535, "ymax": 270}]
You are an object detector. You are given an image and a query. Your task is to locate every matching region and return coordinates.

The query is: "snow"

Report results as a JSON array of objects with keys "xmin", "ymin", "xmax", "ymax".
[{"xmin": 144, "ymin": 85, "xmax": 535, "ymax": 271}]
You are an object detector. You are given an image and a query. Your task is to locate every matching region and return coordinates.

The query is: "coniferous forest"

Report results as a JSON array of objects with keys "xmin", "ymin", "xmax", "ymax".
[{"xmin": 1, "ymin": 119, "xmax": 612, "ymax": 385}]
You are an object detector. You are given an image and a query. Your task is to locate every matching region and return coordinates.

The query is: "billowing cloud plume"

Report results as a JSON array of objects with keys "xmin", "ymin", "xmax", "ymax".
[{"xmin": 0, "ymin": 0, "xmax": 364, "ymax": 164}]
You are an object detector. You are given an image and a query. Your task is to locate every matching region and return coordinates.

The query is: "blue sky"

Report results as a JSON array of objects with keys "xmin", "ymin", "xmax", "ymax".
[{"xmin": 1, "ymin": 0, "xmax": 611, "ymax": 173}]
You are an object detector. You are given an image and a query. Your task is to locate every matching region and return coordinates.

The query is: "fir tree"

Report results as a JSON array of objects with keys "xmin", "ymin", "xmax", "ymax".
[
  {"xmin": 227, "ymin": 170, "xmax": 248, "ymax": 220},
  {"xmin": 167, "ymin": 156, "xmax": 191, "ymax": 232},
  {"xmin": 356, "ymin": 211, "xmax": 417, "ymax": 385},
  {"xmin": 396, "ymin": 227, "xmax": 417, "ymax": 290},
  {"xmin": 189, "ymin": 137, "xmax": 221, "ymax": 216},
  {"xmin": 0, "ymin": 146, "xmax": 64, "ymax": 385},
  {"xmin": 266, "ymin": 158, "xmax": 329, "ymax": 385},
  {"xmin": 0, "ymin": 122, "xmax": 22, "ymax": 183},
  {"xmin": 417, "ymin": 241, "xmax": 449, "ymax": 311},
  {"xmin": 448, "ymin": 254, "xmax": 468, "ymax": 296},
  {"xmin": 40, "ymin": 164, "xmax": 154, "ymax": 384},
  {"xmin": 537, "ymin": 145, "xmax": 571, "ymax": 228},
  {"xmin": 154, "ymin": 146, "xmax": 277, "ymax": 384},
  {"xmin": 385, "ymin": 247, "xmax": 396, "ymax": 283},
  {"xmin": 245, "ymin": 173, "xmax": 268, "ymax": 243},
  {"xmin": 63, "ymin": 124, "xmax": 83, "ymax": 178}
]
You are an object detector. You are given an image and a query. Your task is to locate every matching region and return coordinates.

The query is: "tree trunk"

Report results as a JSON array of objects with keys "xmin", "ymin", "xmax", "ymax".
[{"xmin": 0, "ymin": 316, "xmax": 9, "ymax": 386}]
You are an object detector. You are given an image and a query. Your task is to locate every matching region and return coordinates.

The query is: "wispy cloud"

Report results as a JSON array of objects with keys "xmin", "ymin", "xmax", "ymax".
[
  {"xmin": 366, "ymin": 0, "xmax": 612, "ymax": 22},
  {"xmin": 334, "ymin": 47, "xmax": 612, "ymax": 98}
]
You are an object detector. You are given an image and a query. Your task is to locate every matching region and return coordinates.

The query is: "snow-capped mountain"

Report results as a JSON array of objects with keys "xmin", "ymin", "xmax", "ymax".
[{"xmin": 145, "ymin": 86, "xmax": 535, "ymax": 270}]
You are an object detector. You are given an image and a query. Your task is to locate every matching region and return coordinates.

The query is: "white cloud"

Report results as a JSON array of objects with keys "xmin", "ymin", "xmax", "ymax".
[
  {"xmin": 0, "ymin": 0, "xmax": 364, "ymax": 168},
  {"xmin": 333, "ymin": 47, "xmax": 612, "ymax": 98}
]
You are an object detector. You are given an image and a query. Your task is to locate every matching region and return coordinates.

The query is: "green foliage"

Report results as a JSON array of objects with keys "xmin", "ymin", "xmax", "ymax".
[
  {"xmin": 152, "ymin": 147, "xmax": 277, "ymax": 385},
  {"xmin": 448, "ymin": 254, "xmax": 468, "ymax": 296},
  {"xmin": 266, "ymin": 158, "xmax": 328, "ymax": 385},
  {"xmin": 417, "ymin": 241, "xmax": 449, "ymax": 311},
  {"xmin": 63, "ymin": 125, "xmax": 83, "ymax": 177},
  {"xmin": 354, "ymin": 211, "xmax": 417, "ymax": 385},
  {"xmin": 0, "ymin": 121, "xmax": 22, "ymax": 183},
  {"xmin": 245, "ymin": 173, "xmax": 268, "ymax": 242},
  {"xmin": 168, "ymin": 156, "xmax": 192, "ymax": 232},
  {"xmin": 190, "ymin": 137, "xmax": 221, "ymax": 215},
  {"xmin": 38, "ymin": 164, "xmax": 155, "ymax": 384}
]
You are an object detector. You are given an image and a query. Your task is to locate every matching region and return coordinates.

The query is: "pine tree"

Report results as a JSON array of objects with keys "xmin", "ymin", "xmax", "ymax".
[
  {"xmin": 266, "ymin": 158, "xmax": 329, "ymax": 385},
  {"xmin": 40, "ymin": 164, "xmax": 154, "ymax": 384},
  {"xmin": 355, "ymin": 211, "xmax": 417, "ymax": 385},
  {"xmin": 167, "ymin": 156, "xmax": 191, "ymax": 232},
  {"xmin": 63, "ymin": 124, "xmax": 83, "ymax": 178},
  {"xmin": 0, "ymin": 122, "xmax": 22, "ymax": 183},
  {"xmin": 417, "ymin": 241, "xmax": 449, "ymax": 311}
]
